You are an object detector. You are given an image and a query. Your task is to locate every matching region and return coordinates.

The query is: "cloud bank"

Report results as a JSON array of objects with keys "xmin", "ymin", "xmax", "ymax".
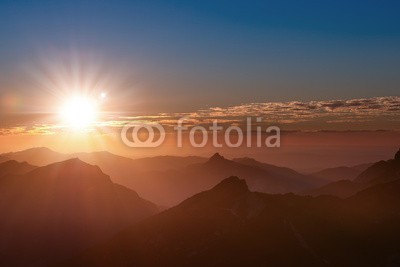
[{"xmin": 1, "ymin": 96, "xmax": 399, "ymax": 135}]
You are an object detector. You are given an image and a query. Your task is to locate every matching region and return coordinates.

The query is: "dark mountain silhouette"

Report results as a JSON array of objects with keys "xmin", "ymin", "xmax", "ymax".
[
  {"xmin": 115, "ymin": 153, "xmax": 319, "ymax": 206},
  {"xmin": 0, "ymin": 160, "xmax": 36, "ymax": 178},
  {"xmin": 0, "ymin": 158, "xmax": 159, "ymax": 266},
  {"xmin": 303, "ymin": 148, "xmax": 400, "ymax": 198},
  {"xmin": 2, "ymin": 148, "xmax": 400, "ymax": 266},
  {"xmin": 3, "ymin": 148, "xmax": 320, "ymax": 206},
  {"xmin": 200, "ymin": 153, "xmax": 315, "ymax": 192},
  {"xmin": 347, "ymin": 177, "xmax": 400, "ymax": 219},
  {"xmin": 3, "ymin": 148, "xmax": 345, "ymax": 206},
  {"xmin": 353, "ymin": 148, "xmax": 400, "ymax": 185},
  {"xmin": 64, "ymin": 176, "xmax": 400, "ymax": 267},
  {"xmin": 2, "ymin": 148, "xmax": 209, "ymax": 205},
  {"xmin": 396, "ymin": 149, "xmax": 400, "ymax": 161}
]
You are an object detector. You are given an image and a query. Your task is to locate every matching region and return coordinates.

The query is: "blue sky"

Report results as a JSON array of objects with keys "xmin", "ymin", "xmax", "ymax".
[{"xmin": 1, "ymin": 0, "xmax": 400, "ymax": 112}]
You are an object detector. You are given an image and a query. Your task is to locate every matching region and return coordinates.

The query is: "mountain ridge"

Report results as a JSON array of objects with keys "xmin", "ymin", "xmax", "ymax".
[
  {"xmin": 0, "ymin": 158, "xmax": 159, "ymax": 266},
  {"xmin": 64, "ymin": 174, "xmax": 400, "ymax": 267},
  {"xmin": 303, "ymin": 148, "xmax": 400, "ymax": 198}
]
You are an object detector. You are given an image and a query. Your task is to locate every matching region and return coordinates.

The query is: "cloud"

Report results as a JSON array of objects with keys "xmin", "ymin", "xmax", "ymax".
[{"xmin": 1, "ymin": 96, "xmax": 399, "ymax": 135}]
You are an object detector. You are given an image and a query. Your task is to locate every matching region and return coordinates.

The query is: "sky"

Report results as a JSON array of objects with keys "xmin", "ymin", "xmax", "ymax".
[
  {"xmin": 0, "ymin": 0, "xmax": 399, "ymax": 165},
  {"xmin": 1, "ymin": 0, "xmax": 400, "ymax": 112}
]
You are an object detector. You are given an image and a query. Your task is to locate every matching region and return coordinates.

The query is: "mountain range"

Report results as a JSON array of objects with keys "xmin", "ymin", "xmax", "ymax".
[
  {"xmin": 0, "ymin": 147, "xmax": 400, "ymax": 266},
  {"xmin": 303, "ymin": 149, "xmax": 400, "ymax": 198},
  {"xmin": 0, "ymin": 148, "xmax": 343, "ymax": 206},
  {"xmin": 120, "ymin": 152, "xmax": 321, "ymax": 206},
  {"xmin": 308, "ymin": 163, "xmax": 373, "ymax": 183},
  {"xmin": 0, "ymin": 158, "xmax": 159, "ymax": 266},
  {"xmin": 63, "ymin": 175, "xmax": 400, "ymax": 267}
]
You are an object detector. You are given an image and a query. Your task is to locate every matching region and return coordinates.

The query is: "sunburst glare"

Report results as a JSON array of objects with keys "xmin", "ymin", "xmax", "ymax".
[{"xmin": 59, "ymin": 95, "xmax": 99, "ymax": 130}]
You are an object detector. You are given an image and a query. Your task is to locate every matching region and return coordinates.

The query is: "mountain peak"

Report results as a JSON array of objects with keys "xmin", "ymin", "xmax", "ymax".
[
  {"xmin": 46, "ymin": 157, "xmax": 90, "ymax": 168},
  {"xmin": 209, "ymin": 153, "xmax": 225, "ymax": 161},
  {"xmin": 62, "ymin": 157, "xmax": 85, "ymax": 164},
  {"xmin": 49, "ymin": 158, "xmax": 105, "ymax": 174},
  {"xmin": 27, "ymin": 158, "xmax": 111, "ymax": 186},
  {"xmin": 204, "ymin": 153, "xmax": 234, "ymax": 168}
]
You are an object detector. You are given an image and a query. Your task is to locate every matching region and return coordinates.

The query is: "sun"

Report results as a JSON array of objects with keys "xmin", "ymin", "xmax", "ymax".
[{"xmin": 60, "ymin": 96, "xmax": 98, "ymax": 129}]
